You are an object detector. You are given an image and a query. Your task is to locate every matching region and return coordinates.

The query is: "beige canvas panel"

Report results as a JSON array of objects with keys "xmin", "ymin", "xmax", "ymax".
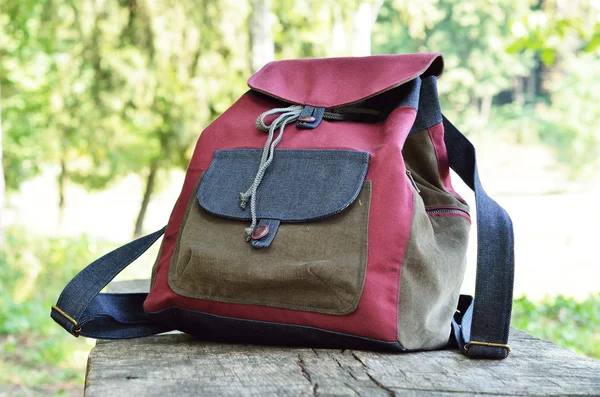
[
  {"xmin": 397, "ymin": 193, "xmax": 470, "ymax": 349},
  {"xmin": 398, "ymin": 129, "xmax": 471, "ymax": 349}
]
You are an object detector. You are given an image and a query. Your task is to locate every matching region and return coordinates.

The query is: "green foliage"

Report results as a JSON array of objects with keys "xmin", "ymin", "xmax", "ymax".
[
  {"xmin": 486, "ymin": 55, "xmax": 600, "ymax": 177},
  {"xmin": 0, "ymin": 227, "xmax": 117, "ymax": 395},
  {"xmin": 507, "ymin": 1, "xmax": 600, "ymax": 64},
  {"xmin": 374, "ymin": 0, "xmax": 535, "ymax": 120},
  {"xmin": 1, "ymin": 0, "xmax": 250, "ymax": 194},
  {"xmin": 3, "ymin": 0, "xmax": 599, "ymax": 194},
  {"xmin": 513, "ymin": 295, "xmax": 600, "ymax": 358}
]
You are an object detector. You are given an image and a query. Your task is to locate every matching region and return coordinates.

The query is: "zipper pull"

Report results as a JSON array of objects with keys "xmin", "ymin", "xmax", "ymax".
[{"xmin": 406, "ymin": 170, "xmax": 421, "ymax": 194}]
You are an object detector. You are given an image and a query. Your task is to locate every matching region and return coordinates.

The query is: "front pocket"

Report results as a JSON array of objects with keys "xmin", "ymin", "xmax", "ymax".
[{"xmin": 168, "ymin": 149, "xmax": 371, "ymax": 315}]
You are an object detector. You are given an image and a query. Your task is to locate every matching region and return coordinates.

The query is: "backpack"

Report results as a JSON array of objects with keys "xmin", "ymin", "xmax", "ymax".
[{"xmin": 51, "ymin": 53, "xmax": 514, "ymax": 360}]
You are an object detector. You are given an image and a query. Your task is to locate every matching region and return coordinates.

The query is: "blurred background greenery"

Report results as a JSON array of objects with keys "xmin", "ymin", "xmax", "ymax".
[{"xmin": 1, "ymin": 0, "xmax": 599, "ymax": 395}]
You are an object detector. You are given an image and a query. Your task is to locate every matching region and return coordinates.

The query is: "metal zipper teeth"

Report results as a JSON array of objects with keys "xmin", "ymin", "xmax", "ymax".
[{"xmin": 425, "ymin": 208, "xmax": 471, "ymax": 218}]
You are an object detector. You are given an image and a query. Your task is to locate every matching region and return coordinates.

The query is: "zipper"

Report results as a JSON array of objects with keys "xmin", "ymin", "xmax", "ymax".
[
  {"xmin": 406, "ymin": 170, "xmax": 421, "ymax": 193},
  {"xmin": 426, "ymin": 207, "xmax": 471, "ymax": 219}
]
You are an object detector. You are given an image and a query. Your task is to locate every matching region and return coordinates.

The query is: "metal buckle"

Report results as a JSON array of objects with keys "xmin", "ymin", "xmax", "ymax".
[
  {"xmin": 464, "ymin": 341, "xmax": 511, "ymax": 354},
  {"xmin": 52, "ymin": 305, "xmax": 81, "ymax": 337}
]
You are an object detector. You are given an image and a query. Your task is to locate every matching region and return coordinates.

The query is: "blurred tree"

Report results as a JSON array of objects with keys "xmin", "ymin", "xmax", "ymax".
[
  {"xmin": 1, "ymin": 0, "xmax": 598, "ymax": 236},
  {"xmin": 507, "ymin": 0, "xmax": 600, "ymax": 104},
  {"xmin": 352, "ymin": 0, "xmax": 384, "ymax": 56},
  {"xmin": 1, "ymin": 0, "xmax": 250, "ymax": 235},
  {"xmin": 0, "ymin": 83, "xmax": 4, "ymax": 244},
  {"xmin": 250, "ymin": 0, "xmax": 275, "ymax": 73},
  {"xmin": 508, "ymin": 0, "xmax": 600, "ymax": 65},
  {"xmin": 373, "ymin": 0, "xmax": 535, "ymax": 125},
  {"xmin": 1, "ymin": 0, "xmax": 52, "ymax": 192},
  {"xmin": 113, "ymin": 0, "xmax": 250, "ymax": 236}
]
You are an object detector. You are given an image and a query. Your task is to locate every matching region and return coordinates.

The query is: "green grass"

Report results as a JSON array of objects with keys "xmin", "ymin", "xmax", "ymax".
[
  {"xmin": 0, "ymin": 227, "xmax": 598, "ymax": 396},
  {"xmin": 512, "ymin": 294, "xmax": 600, "ymax": 358}
]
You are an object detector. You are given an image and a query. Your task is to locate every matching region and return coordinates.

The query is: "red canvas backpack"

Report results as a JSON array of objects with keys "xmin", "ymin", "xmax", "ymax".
[{"xmin": 52, "ymin": 53, "xmax": 514, "ymax": 359}]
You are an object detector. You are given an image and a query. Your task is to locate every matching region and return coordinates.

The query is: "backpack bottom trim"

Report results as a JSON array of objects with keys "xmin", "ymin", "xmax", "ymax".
[{"xmin": 148, "ymin": 306, "xmax": 408, "ymax": 352}]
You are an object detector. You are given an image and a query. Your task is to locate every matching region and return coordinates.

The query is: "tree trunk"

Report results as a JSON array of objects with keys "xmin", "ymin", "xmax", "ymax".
[
  {"xmin": 249, "ymin": 0, "xmax": 274, "ymax": 74},
  {"xmin": 133, "ymin": 159, "xmax": 159, "ymax": 238},
  {"xmin": 0, "ymin": 81, "xmax": 5, "ymax": 244},
  {"xmin": 512, "ymin": 77, "xmax": 524, "ymax": 107},
  {"xmin": 479, "ymin": 94, "xmax": 493, "ymax": 124},
  {"xmin": 331, "ymin": 6, "xmax": 347, "ymax": 56},
  {"xmin": 526, "ymin": 70, "xmax": 536, "ymax": 104},
  {"xmin": 58, "ymin": 135, "xmax": 68, "ymax": 227},
  {"xmin": 352, "ymin": 0, "xmax": 384, "ymax": 56}
]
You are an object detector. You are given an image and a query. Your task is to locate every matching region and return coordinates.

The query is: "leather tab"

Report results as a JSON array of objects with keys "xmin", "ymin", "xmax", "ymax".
[
  {"xmin": 297, "ymin": 106, "xmax": 325, "ymax": 129},
  {"xmin": 251, "ymin": 219, "xmax": 280, "ymax": 248}
]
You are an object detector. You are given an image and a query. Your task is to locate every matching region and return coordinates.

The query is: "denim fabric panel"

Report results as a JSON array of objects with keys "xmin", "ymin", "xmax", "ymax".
[
  {"xmin": 410, "ymin": 76, "xmax": 442, "ymax": 135},
  {"xmin": 450, "ymin": 295, "xmax": 474, "ymax": 348},
  {"xmin": 443, "ymin": 116, "xmax": 514, "ymax": 359},
  {"xmin": 148, "ymin": 306, "xmax": 406, "ymax": 352},
  {"xmin": 297, "ymin": 106, "xmax": 325, "ymax": 129},
  {"xmin": 396, "ymin": 77, "xmax": 421, "ymax": 111},
  {"xmin": 77, "ymin": 293, "xmax": 171, "ymax": 339},
  {"xmin": 198, "ymin": 149, "xmax": 370, "ymax": 221},
  {"xmin": 251, "ymin": 219, "xmax": 280, "ymax": 248},
  {"xmin": 344, "ymin": 77, "xmax": 420, "ymax": 120},
  {"xmin": 51, "ymin": 228, "xmax": 167, "ymax": 338}
]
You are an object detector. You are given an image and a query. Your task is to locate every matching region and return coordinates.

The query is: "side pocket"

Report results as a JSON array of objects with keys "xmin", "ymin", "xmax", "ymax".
[
  {"xmin": 400, "ymin": 128, "xmax": 471, "ymax": 349},
  {"xmin": 403, "ymin": 128, "xmax": 469, "ymax": 210},
  {"xmin": 397, "ymin": 193, "xmax": 470, "ymax": 350}
]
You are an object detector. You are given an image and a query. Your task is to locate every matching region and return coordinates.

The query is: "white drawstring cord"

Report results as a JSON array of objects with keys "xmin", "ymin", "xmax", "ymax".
[
  {"xmin": 240, "ymin": 105, "xmax": 304, "ymax": 240},
  {"xmin": 240, "ymin": 104, "xmax": 382, "ymax": 241}
]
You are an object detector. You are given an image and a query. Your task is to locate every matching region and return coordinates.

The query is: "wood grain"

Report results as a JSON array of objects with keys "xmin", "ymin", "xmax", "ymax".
[{"xmin": 85, "ymin": 280, "xmax": 600, "ymax": 396}]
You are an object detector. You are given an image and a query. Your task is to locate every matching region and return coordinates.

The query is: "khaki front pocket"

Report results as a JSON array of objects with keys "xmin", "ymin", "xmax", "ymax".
[{"xmin": 168, "ymin": 176, "xmax": 371, "ymax": 315}]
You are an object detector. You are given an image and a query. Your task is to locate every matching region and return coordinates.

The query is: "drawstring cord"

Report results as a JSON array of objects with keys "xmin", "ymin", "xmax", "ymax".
[
  {"xmin": 240, "ymin": 105, "xmax": 304, "ymax": 240},
  {"xmin": 241, "ymin": 104, "xmax": 383, "ymax": 241}
]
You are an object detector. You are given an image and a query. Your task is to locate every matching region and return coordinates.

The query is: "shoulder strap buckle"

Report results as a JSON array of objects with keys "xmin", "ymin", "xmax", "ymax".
[
  {"xmin": 51, "ymin": 305, "xmax": 81, "ymax": 337},
  {"xmin": 464, "ymin": 341, "xmax": 511, "ymax": 355}
]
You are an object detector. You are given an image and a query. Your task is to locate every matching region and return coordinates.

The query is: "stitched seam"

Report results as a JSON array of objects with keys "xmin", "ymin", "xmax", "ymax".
[
  {"xmin": 427, "ymin": 126, "xmax": 466, "ymax": 203},
  {"xmin": 425, "ymin": 205, "xmax": 470, "ymax": 215},
  {"xmin": 396, "ymin": 182, "xmax": 416, "ymax": 344},
  {"xmin": 427, "ymin": 212, "xmax": 472, "ymax": 224},
  {"xmin": 247, "ymin": 54, "xmax": 442, "ymax": 109},
  {"xmin": 168, "ymin": 175, "xmax": 205, "ymax": 290},
  {"xmin": 306, "ymin": 267, "xmax": 346, "ymax": 307},
  {"xmin": 147, "ymin": 306, "xmax": 404, "ymax": 346}
]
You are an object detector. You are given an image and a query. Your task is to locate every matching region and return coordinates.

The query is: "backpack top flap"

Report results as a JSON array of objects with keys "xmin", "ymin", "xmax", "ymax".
[{"xmin": 248, "ymin": 53, "xmax": 444, "ymax": 108}]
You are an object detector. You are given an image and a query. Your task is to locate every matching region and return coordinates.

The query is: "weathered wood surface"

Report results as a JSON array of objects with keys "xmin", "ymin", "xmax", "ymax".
[{"xmin": 84, "ymin": 280, "xmax": 600, "ymax": 396}]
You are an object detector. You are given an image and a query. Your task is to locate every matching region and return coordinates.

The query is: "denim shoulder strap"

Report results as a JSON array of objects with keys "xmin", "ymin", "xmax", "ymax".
[
  {"xmin": 51, "ymin": 228, "xmax": 172, "ymax": 339},
  {"xmin": 443, "ymin": 115, "xmax": 515, "ymax": 359}
]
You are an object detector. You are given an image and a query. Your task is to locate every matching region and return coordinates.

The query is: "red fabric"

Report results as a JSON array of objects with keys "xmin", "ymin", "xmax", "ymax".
[
  {"xmin": 428, "ymin": 123, "xmax": 465, "ymax": 202},
  {"xmin": 144, "ymin": 92, "xmax": 417, "ymax": 342},
  {"xmin": 144, "ymin": 54, "xmax": 447, "ymax": 342},
  {"xmin": 248, "ymin": 53, "xmax": 443, "ymax": 108}
]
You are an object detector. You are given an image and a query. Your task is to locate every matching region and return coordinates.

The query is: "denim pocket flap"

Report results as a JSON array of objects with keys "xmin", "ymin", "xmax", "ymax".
[{"xmin": 197, "ymin": 149, "xmax": 370, "ymax": 222}]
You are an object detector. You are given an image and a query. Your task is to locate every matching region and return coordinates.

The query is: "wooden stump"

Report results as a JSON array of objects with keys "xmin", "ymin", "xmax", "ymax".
[{"xmin": 84, "ymin": 280, "xmax": 600, "ymax": 396}]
